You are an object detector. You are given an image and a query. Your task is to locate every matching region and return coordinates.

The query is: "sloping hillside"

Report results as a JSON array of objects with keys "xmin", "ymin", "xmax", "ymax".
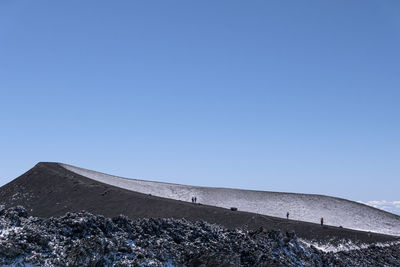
[
  {"xmin": 61, "ymin": 163, "xmax": 400, "ymax": 236},
  {"xmin": 0, "ymin": 162, "xmax": 397, "ymax": 245}
]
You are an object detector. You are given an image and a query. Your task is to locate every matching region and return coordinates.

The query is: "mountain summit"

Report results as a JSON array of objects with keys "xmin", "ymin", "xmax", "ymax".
[{"xmin": 0, "ymin": 162, "xmax": 398, "ymax": 244}]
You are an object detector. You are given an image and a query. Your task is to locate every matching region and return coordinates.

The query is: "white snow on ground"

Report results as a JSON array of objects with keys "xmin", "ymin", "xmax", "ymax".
[
  {"xmin": 358, "ymin": 200, "xmax": 400, "ymax": 216},
  {"xmin": 300, "ymin": 239, "xmax": 400, "ymax": 253},
  {"xmin": 0, "ymin": 226, "xmax": 21, "ymax": 239},
  {"xmin": 61, "ymin": 163, "xmax": 400, "ymax": 236}
]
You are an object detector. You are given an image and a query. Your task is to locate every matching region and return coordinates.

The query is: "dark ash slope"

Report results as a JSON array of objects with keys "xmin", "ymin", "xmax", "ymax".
[{"xmin": 0, "ymin": 162, "xmax": 397, "ymax": 244}]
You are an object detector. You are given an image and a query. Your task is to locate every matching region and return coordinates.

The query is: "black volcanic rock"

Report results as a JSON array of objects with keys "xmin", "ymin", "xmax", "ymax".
[
  {"xmin": 0, "ymin": 162, "xmax": 397, "ymax": 245},
  {"xmin": 0, "ymin": 206, "xmax": 399, "ymax": 266}
]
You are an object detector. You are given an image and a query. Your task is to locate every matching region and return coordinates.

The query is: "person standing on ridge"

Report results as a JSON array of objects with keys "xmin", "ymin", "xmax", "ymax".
[
  {"xmin": 320, "ymin": 217, "xmax": 324, "ymax": 226},
  {"xmin": 194, "ymin": 197, "xmax": 197, "ymax": 203},
  {"xmin": 286, "ymin": 212, "xmax": 289, "ymax": 220}
]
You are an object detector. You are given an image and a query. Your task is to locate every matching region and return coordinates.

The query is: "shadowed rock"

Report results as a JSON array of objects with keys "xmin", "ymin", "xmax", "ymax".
[{"xmin": 0, "ymin": 206, "xmax": 399, "ymax": 266}]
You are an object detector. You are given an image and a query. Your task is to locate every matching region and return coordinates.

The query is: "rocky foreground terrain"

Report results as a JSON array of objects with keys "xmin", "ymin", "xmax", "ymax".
[{"xmin": 0, "ymin": 206, "xmax": 399, "ymax": 266}]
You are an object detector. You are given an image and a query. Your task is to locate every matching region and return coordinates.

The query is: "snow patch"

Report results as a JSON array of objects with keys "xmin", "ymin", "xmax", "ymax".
[{"xmin": 300, "ymin": 239, "xmax": 400, "ymax": 253}]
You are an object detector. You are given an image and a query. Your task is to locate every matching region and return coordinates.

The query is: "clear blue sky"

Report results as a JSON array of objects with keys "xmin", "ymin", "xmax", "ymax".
[{"xmin": 1, "ymin": 1, "xmax": 399, "ymax": 202}]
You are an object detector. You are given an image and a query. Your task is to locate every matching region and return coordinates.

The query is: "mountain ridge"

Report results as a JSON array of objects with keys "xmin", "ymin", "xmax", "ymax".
[
  {"xmin": 0, "ymin": 162, "xmax": 398, "ymax": 244},
  {"xmin": 59, "ymin": 162, "xmax": 399, "ymax": 217},
  {"xmin": 60, "ymin": 162, "xmax": 400, "ymax": 236}
]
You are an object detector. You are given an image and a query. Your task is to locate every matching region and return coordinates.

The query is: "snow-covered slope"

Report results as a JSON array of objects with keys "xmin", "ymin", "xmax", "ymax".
[{"xmin": 61, "ymin": 163, "xmax": 400, "ymax": 236}]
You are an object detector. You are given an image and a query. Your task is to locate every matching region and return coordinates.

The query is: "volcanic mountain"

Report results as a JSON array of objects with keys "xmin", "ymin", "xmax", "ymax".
[{"xmin": 0, "ymin": 162, "xmax": 399, "ymax": 244}]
